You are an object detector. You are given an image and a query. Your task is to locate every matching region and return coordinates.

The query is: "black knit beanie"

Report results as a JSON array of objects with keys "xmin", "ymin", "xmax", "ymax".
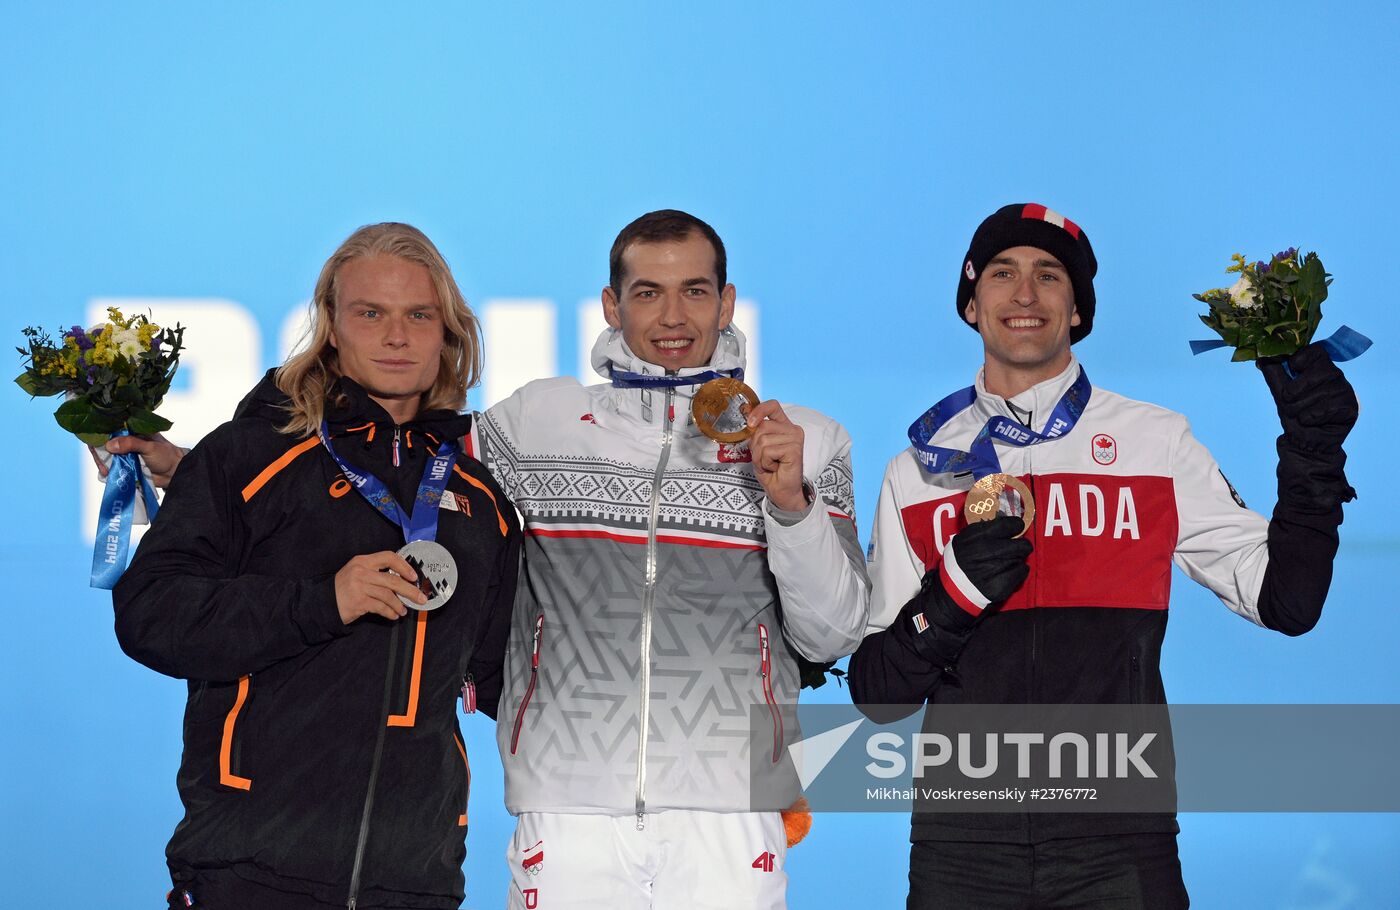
[{"xmin": 956, "ymin": 203, "xmax": 1098, "ymax": 343}]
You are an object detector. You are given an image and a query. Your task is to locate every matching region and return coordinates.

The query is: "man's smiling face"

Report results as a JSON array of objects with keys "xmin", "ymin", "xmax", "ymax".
[
  {"xmin": 963, "ymin": 245, "xmax": 1080, "ymax": 391},
  {"xmin": 602, "ymin": 231, "xmax": 736, "ymax": 370}
]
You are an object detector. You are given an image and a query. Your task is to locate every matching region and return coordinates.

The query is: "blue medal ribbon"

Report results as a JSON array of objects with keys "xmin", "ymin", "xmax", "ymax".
[
  {"xmin": 907, "ymin": 367, "xmax": 1093, "ymax": 479},
  {"xmin": 1189, "ymin": 324, "xmax": 1373, "ymax": 363},
  {"xmin": 319, "ymin": 422, "xmax": 458, "ymax": 543},
  {"xmin": 608, "ymin": 364, "xmax": 744, "ymax": 389},
  {"xmin": 90, "ymin": 430, "xmax": 161, "ymax": 589}
]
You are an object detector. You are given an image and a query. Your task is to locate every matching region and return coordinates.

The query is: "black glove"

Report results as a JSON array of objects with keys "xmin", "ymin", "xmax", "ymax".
[
  {"xmin": 891, "ymin": 516, "xmax": 1031, "ymax": 667},
  {"xmin": 944, "ymin": 515, "xmax": 1034, "ymax": 605},
  {"xmin": 1257, "ymin": 344, "xmax": 1358, "ymax": 513},
  {"xmin": 1257, "ymin": 344, "xmax": 1359, "ymax": 454}
]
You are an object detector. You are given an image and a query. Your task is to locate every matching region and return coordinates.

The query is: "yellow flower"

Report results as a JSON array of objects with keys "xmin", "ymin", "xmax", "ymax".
[
  {"xmin": 1225, "ymin": 253, "xmax": 1248, "ymax": 274},
  {"xmin": 138, "ymin": 322, "xmax": 159, "ymax": 345}
]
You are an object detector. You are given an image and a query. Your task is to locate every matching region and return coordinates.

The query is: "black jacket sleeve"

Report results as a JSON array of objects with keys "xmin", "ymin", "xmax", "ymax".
[
  {"xmin": 848, "ymin": 570, "xmax": 981, "ymax": 723},
  {"xmin": 112, "ymin": 431, "xmax": 347, "ymax": 682},
  {"xmin": 1255, "ymin": 345, "xmax": 1359, "ymax": 635},
  {"xmin": 463, "ymin": 506, "xmax": 523, "ymax": 721}
]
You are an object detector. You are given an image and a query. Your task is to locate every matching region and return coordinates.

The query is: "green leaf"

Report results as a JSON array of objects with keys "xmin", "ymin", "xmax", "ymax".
[
  {"xmin": 126, "ymin": 409, "xmax": 173, "ymax": 435},
  {"xmin": 53, "ymin": 396, "xmax": 124, "ymax": 440},
  {"xmin": 14, "ymin": 372, "xmax": 64, "ymax": 397},
  {"xmin": 1256, "ymin": 336, "xmax": 1297, "ymax": 357},
  {"xmin": 1231, "ymin": 347, "xmax": 1258, "ymax": 362}
]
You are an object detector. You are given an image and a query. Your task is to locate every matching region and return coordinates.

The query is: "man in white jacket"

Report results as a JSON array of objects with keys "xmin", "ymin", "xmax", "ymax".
[{"xmin": 471, "ymin": 210, "xmax": 870, "ymax": 910}]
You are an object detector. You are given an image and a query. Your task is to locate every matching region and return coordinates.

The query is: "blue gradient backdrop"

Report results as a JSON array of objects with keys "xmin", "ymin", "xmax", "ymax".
[{"xmin": 2, "ymin": 3, "xmax": 1397, "ymax": 907}]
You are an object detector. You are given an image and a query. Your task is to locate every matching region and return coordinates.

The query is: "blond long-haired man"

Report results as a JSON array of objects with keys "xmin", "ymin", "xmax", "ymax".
[{"xmin": 113, "ymin": 223, "xmax": 522, "ymax": 909}]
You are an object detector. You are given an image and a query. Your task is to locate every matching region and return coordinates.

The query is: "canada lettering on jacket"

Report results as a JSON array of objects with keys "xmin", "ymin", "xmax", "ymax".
[{"xmin": 930, "ymin": 482, "xmax": 1142, "ymax": 554}]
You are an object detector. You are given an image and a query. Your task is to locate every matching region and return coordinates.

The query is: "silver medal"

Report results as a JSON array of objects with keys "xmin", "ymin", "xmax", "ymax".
[{"xmin": 395, "ymin": 539, "xmax": 458, "ymax": 611}]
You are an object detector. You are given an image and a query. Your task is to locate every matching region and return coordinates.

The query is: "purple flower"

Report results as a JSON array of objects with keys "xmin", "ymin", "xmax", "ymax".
[
  {"xmin": 66, "ymin": 325, "xmax": 95, "ymax": 351},
  {"xmin": 150, "ymin": 336, "xmax": 162, "ymax": 354},
  {"xmin": 1274, "ymin": 247, "xmax": 1297, "ymax": 263},
  {"xmin": 1255, "ymin": 260, "xmax": 1271, "ymax": 274}
]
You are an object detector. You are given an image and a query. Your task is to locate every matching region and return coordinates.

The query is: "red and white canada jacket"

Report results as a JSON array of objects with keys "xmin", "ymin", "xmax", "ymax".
[
  {"xmin": 851, "ymin": 357, "xmax": 1276, "ymax": 841},
  {"xmin": 864, "ymin": 355, "xmax": 1271, "ymax": 651},
  {"xmin": 856, "ymin": 354, "xmax": 1276, "ymax": 702}
]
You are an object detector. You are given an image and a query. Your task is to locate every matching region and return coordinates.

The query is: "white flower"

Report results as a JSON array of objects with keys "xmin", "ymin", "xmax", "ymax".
[
  {"xmin": 113, "ymin": 327, "xmax": 142, "ymax": 358},
  {"xmin": 1227, "ymin": 275, "xmax": 1260, "ymax": 310}
]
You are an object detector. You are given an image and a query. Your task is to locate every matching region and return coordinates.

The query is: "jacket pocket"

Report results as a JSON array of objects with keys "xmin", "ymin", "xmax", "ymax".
[
  {"xmin": 219, "ymin": 675, "xmax": 254, "ymax": 791},
  {"xmin": 1128, "ymin": 652, "xmax": 1145, "ymax": 705},
  {"xmin": 509, "ymin": 613, "xmax": 544, "ymax": 755},
  {"xmin": 758, "ymin": 623, "xmax": 783, "ymax": 764}
]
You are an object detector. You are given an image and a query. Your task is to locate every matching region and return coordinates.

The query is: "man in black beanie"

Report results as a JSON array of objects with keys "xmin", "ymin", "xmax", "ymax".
[{"xmin": 849, "ymin": 203, "xmax": 1359, "ymax": 908}]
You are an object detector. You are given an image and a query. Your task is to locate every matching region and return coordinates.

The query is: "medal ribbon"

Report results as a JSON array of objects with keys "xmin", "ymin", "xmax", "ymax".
[
  {"xmin": 907, "ymin": 367, "xmax": 1093, "ymax": 479},
  {"xmin": 319, "ymin": 422, "xmax": 458, "ymax": 543},
  {"xmin": 608, "ymin": 364, "xmax": 744, "ymax": 389},
  {"xmin": 90, "ymin": 430, "xmax": 161, "ymax": 589}
]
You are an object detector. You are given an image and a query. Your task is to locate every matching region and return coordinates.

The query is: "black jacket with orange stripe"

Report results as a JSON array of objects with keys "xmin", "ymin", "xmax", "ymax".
[{"xmin": 114, "ymin": 371, "xmax": 522, "ymax": 909}]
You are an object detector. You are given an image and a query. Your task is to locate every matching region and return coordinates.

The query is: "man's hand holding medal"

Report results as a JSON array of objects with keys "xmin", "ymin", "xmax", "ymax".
[{"xmin": 692, "ymin": 377, "xmax": 811, "ymax": 512}]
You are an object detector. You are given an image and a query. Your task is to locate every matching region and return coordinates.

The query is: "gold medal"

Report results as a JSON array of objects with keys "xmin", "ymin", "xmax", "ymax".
[
  {"xmin": 962, "ymin": 473, "xmax": 1035, "ymax": 538},
  {"xmin": 691, "ymin": 377, "xmax": 760, "ymax": 443}
]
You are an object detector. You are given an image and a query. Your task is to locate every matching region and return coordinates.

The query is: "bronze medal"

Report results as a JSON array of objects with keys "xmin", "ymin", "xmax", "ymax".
[
  {"xmin": 962, "ymin": 473, "xmax": 1035, "ymax": 538},
  {"xmin": 691, "ymin": 377, "xmax": 760, "ymax": 443}
]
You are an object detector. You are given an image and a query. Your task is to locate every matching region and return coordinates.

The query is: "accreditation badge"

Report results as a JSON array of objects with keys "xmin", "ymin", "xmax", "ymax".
[
  {"xmin": 963, "ymin": 473, "xmax": 1036, "ymax": 539},
  {"xmin": 395, "ymin": 539, "xmax": 458, "ymax": 611},
  {"xmin": 692, "ymin": 377, "xmax": 760, "ymax": 443}
]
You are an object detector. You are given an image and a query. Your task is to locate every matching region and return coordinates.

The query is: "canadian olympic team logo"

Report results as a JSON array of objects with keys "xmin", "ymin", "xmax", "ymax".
[{"xmin": 1092, "ymin": 434, "xmax": 1117, "ymax": 465}]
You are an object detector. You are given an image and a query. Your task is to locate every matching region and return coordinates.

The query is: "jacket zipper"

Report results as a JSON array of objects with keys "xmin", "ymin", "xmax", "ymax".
[
  {"xmin": 392, "ymin": 425, "xmax": 401, "ymax": 467},
  {"xmin": 346, "ymin": 621, "xmax": 403, "ymax": 909},
  {"xmin": 635, "ymin": 385, "xmax": 676, "ymax": 830},
  {"xmin": 758, "ymin": 623, "xmax": 783, "ymax": 764},
  {"xmin": 509, "ymin": 614, "xmax": 544, "ymax": 755}
]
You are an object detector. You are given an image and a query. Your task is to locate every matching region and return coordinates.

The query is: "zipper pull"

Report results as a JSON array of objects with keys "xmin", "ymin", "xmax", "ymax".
[
  {"xmin": 636, "ymin": 811, "xmax": 646, "ymax": 831},
  {"xmin": 462, "ymin": 673, "xmax": 477, "ymax": 714},
  {"xmin": 758, "ymin": 623, "xmax": 771, "ymax": 679},
  {"xmin": 531, "ymin": 615, "xmax": 544, "ymax": 668},
  {"xmin": 392, "ymin": 426, "xmax": 401, "ymax": 467}
]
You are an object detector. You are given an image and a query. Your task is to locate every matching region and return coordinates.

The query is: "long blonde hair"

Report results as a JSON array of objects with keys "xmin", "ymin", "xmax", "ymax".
[{"xmin": 275, "ymin": 223, "xmax": 482, "ymax": 436}]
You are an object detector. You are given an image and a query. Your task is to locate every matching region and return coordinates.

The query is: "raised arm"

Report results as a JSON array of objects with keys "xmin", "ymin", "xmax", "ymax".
[{"xmin": 753, "ymin": 404, "xmax": 870, "ymax": 662}]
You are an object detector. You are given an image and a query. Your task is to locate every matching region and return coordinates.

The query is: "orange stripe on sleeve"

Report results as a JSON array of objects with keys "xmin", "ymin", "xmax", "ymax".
[
  {"xmin": 453, "ymin": 465, "xmax": 509, "ymax": 536},
  {"xmin": 387, "ymin": 611, "xmax": 428, "ymax": 727},
  {"xmin": 454, "ymin": 731, "xmax": 470, "ymax": 827},
  {"xmin": 220, "ymin": 676, "xmax": 253, "ymax": 791},
  {"xmin": 241, "ymin": 436, "xmax": 323, "ymax": 502}
]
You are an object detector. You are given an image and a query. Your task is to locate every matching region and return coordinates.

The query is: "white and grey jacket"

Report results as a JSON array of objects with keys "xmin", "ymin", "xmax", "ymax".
[{"xmin": 473, "ymin": 326, "xmax": 869, "ymax": 818}]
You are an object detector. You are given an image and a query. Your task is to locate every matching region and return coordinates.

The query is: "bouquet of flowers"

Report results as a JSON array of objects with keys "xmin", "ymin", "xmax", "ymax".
[
  {"xmin": 1192, "ymin": 249, "xmax": 1330, "ymax": 361},
  {"xmin": 15, "ymin": 307, "xmax": 184, "ymax": 445},
  {"xmin": 15, "ymin": 307, "xmax": 184, "ymax": 589}
]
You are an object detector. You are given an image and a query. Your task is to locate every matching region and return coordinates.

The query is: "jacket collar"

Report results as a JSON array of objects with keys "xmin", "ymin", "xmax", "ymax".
[
  {"xmin": 324, "ymin": 377, "xmax": 471, "ymax": 441},
  {"xmin": 970, "ymin": 355, "xmax": 1081, "ymax": 435},
  {"xmin": 587, "ymin": 325, "xmax": 749, "ymax": 433}
]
